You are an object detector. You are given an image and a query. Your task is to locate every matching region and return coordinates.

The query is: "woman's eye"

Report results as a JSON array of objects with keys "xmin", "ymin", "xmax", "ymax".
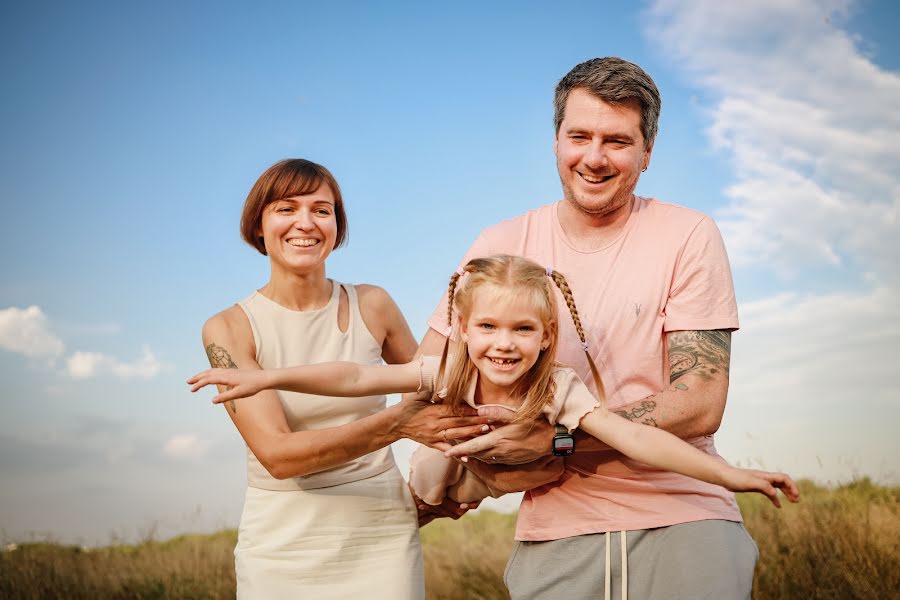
[{"xmin": 316, "ymin": 209, "xmax": 332, "ymax": 216}]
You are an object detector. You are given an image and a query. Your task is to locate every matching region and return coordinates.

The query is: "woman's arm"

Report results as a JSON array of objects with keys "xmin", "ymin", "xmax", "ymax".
[
  {"xmin": 196, "ymin": 307, "xmax": 487, "ymax": 480},
  {"xmin": 580, "ymin": 409, "xmax": 800, "ymax": 507}
]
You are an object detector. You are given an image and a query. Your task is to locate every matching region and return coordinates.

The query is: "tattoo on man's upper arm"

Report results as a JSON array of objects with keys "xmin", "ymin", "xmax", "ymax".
[
  {"xmin": 667, "ymin": 330, "xmax": 731, "ymax": 383},
  {"xmin": 206, "ymin": 343, "xmax": 238, "ymax": 413}
]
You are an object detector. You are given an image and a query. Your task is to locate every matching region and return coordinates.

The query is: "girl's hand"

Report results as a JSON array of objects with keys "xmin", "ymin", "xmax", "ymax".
[
  {"xmin": 187, "ymin": 368, "xmax": 269, "ymax": 404},
  {"xmin": 721, "ymin": 467, "xmax": 800, "ymax": 508}
]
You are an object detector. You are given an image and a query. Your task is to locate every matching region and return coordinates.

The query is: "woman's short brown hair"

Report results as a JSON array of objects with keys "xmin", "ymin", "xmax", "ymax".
[{"xmin": 240, "ymin": 159, "xmax": 349, "ymax": 255}]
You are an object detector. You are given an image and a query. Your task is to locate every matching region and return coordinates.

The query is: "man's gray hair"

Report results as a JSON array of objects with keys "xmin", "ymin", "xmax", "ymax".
[{"xmin": 554, "ymin": 57, "xmax": 661, "ymax": 146}]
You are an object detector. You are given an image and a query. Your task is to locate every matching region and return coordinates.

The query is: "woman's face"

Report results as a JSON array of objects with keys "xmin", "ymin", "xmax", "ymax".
[{"xmin": 258, "ymin": 184, "xmax": 339, "ymax": 274}]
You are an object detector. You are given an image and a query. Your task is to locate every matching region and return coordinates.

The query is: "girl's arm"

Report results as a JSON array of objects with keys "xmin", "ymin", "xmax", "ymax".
[
  {"xmin": 192, "ymin": 306, "xmax": 487, "ymax": 480},
  {"xmin": 580, "ymin": 409, "xmax": 800, "ymax": 507},
  {"xmin": 188, "ymin": 359, "xmax": 422, "ymax": 405}
]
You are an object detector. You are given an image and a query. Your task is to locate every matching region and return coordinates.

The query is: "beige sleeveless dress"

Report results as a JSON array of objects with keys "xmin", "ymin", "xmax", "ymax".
[{"xmin": 234, "ymin": 282, "xmax": 424, "ymax": 599}]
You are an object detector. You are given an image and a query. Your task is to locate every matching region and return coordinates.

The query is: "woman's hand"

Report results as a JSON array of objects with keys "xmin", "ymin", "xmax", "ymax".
[
  {"xmin": 720, "ymin": 467, "xmax": 800, "ymax": 508},
  {"xmin": 187, "ymin": 368, "xmax": 271, "ymax": 404}
]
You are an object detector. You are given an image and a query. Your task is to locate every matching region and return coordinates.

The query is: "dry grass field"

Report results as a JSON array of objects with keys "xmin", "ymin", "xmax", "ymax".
[{"xmin": 1, "ymin": 479, "xmax": 897, "ymax": 599}]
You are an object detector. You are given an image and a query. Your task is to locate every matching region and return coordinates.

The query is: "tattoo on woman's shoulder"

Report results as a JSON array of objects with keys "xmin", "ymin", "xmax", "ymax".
[{"xmin": 205, "ymin": 343, "xmax": 238, "ymax": 413}]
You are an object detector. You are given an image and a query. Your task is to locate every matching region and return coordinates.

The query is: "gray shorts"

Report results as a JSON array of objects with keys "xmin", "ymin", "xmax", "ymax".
[{"xmin": 504, "ymin": 520, "xmax": 758, "ymax": 600}]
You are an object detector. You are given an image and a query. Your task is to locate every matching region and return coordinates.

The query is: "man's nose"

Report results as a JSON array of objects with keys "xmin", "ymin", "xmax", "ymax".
[{"xmin": 582, "ymin": 142, "xmax": 609, "ymax": 169}]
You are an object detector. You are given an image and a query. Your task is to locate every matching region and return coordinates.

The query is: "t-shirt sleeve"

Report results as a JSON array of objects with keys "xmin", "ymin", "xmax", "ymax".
[
  {"xmin": 664, "ymin": 216, "xmax": 739, "ymax": 332},
  {"xmin": 542, "ymin": 368, "xmax": 601, "ymax": 432},
  {"xmin": 426, "ymin": 231, "xmax": 498, "ymax": 336}
]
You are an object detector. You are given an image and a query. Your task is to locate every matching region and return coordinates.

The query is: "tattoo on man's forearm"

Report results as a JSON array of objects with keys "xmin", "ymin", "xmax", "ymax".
[
  {"xmin": 642, "ymin": 417, "xmax": 658, "ymax": 427},
  {"xmin": 615, "ymin": 400, "xmax": 657, "ymax": 423},
  {"xmin": 668, "ymin": 330, "xmax": 731, "ymax": 383},
  {"xmin": 206, "ymin": 343, "xmax": 238, "ymax": 413}
]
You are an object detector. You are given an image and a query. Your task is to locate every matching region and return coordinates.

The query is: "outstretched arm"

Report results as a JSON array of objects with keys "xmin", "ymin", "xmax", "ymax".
[
  {"xmin": 188, "ymin": 360, "xmax": 422, "ymax": 405},
  {"xmin": 447, "ymin": 329, "xmax": 735, "ymax": 458},
  {"xmin": 580, "ymin": 408, "xmax": 799, "ymax": 507},
  {"xmin": 194, "ymin": 308, "xmax": 488, "ymax": 480}
]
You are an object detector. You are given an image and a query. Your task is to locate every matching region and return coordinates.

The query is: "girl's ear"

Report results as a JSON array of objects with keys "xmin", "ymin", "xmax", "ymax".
[
  {"xmin": 541, "ymin": 320, "xmax": 554, "ymax": 350},
  {"xmin": 459, "ymin": 319, "xmax": 468, "ymax": 344}
]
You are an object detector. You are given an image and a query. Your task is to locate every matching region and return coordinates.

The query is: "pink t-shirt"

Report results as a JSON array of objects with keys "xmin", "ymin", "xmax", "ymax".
[
  {"xmin": 408, "ymin": 355, "xmax": 600, "ymax": 506},
  {"xmin": 427, "ymin": 197, "xmax": 742, "ymax": 541}
]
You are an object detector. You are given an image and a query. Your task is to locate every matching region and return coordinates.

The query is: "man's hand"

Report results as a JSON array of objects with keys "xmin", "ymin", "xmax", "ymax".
[
  {"xmin": 409, "ymin": 483, "xmax": 477, "ymax": 527},
  {"xmin": 393, "ymin": 393, "xmax": 491, "ymax": 451},
  {"xmin": 443, "ymin": 406, "xmax": 554, "ymax": 464}
]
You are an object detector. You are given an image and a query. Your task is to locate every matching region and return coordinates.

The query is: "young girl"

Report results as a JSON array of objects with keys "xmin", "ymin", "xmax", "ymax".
[{"xmin": 188, "ymin": 254, "xmax": 799, "ymax": 509}]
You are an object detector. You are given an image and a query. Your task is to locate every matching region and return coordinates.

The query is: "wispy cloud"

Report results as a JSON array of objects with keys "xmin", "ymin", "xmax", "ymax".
[
  {"xmin": 645, "ymin": 0, "xmax": 900, "ymax": 482},
  {"xmin": 0, "ymin": 306, "xmax": 65, "ymax": 358},
  {"xmin": 163, "ymin": 434, "xmax": 211, "ymax": 461},
  {"xmin": 646, "ymin": 0, "xmax": 900, "ymax": 281},
  {"xmin": 66, "ymin": 345, "xmax": 162, "ymax": 380}
]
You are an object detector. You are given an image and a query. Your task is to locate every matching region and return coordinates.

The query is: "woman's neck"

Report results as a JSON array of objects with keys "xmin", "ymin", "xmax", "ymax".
[{"xmin": 260, "ymin": 265, "xmax": 332, "ymax": 311}]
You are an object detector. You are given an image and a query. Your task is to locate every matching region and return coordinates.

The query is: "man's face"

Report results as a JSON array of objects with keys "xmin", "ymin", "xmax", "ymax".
[{"xmin": 554, "ymin": 88, "xmax": 653, "ymax": 218}]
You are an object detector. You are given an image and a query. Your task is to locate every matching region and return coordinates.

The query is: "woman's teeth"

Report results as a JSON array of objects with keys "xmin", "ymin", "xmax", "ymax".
[{"xmin": 287, "ymin": 239, "xmax": 318, "ymax": 247}]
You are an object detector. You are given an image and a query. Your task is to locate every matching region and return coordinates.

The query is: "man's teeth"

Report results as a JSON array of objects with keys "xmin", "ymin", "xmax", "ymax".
[
  {"xmin": 287, "ymin": 239, "xmax": 318, "ymax": 247},
  {"xmin": 580, "ymin": 172, "xmax": 612, "ymax": 183}
]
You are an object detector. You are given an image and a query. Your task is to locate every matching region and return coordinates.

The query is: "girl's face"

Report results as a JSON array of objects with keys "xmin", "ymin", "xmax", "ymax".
[
  {"xmin": 460, "ymin": 286, "xmax": 552, "ymax": 395},
  {"xmin": 258, "ymin": 184, "xmax": 338, "ymax": 275}
]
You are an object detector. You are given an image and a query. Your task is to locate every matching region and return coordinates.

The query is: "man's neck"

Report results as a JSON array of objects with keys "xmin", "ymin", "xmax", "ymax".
[{"xmin": 556, "ymin": 196, "xmax": 635, "ymax": 251}]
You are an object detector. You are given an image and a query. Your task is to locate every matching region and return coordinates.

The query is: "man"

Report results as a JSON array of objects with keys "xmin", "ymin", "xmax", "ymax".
[{"xmin": 415, "ymin": 57, "xmax": 755, "ymax": 599}]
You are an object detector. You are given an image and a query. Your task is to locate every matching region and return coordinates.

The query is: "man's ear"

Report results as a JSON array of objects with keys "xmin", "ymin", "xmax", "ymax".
[{"xmin": 642, "ymin": 139, "xmax": 655, "ymax": 171}]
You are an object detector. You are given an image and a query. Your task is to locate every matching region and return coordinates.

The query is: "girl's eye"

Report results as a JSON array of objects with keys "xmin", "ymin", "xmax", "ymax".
[
  {"xmin": 517, "ymin": 326, "xmax": 534, "ymax": 332},
  {"xmin": 479, "ymin": 323, "xmax": 495, "ymax": 330}
]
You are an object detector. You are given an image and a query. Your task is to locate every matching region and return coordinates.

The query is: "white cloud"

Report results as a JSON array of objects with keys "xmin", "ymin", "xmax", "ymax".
[
  {"xmin": 645, "ymin": 0, "xmax": 900, "ymax": 282},
  {"xmin": 0, "ymin": 306, "xmax": 65, "ymax": 358},
  {"xmin": 66, "ymin": 345, "xmax": 162, "ymax": 380},
  {"xmin": 718, "ymin": 287, "xmax": 900, "ymax": 482},
  {"xmin": 163, "ymin": 434, "xmax": 210, "ymax": 461}
]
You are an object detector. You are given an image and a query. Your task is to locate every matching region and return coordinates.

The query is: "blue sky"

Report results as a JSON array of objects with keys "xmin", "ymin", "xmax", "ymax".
[{"xmin": 1, "ymin": 0, "xmax": 898, "ymax": 544}]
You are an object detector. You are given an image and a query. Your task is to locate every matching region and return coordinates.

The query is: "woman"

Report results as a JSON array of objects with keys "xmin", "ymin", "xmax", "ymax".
[{"xmin": 201, "ymin": 159, "xmax": 483, "ymax": 598}]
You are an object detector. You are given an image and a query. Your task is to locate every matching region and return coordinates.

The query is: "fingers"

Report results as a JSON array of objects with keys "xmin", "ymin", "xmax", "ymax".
[
  {"xmin": 443, "ymin": 424, "xmax": 491, "ymax": 441},
  {"xmin": 769, "ymin": 472, "xmax": 801, "ymax": 503},
  {"xmin": 476, "ymin": 405, "xmax": 517, "ymax": 422},
  {"xmin": 444, "ymin": 432, "xmax": 497, "ymax": 458}
]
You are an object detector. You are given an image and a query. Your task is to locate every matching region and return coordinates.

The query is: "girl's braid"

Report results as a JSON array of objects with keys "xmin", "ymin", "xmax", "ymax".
[
  {"xmin": 436, "ymin": 270, "xmax": 463, "ymax": 401},
  {"xmin": 549, "ymin": 270, "xmax": 607, "ymax": 407}
]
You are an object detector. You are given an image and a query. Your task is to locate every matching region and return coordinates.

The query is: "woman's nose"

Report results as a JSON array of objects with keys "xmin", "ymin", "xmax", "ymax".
[{"xmin": 293, "ymin": 210, "xmax": 315, "ymax": 230}]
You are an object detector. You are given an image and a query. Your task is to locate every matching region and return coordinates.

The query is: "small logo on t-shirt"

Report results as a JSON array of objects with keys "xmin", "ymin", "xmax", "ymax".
[{"xmin": 634, "ymin": 302, "xmax": 642, "ymax": 317}]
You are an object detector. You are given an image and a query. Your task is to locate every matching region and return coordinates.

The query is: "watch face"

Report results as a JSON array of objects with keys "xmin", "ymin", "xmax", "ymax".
[{"xmin": 553, "ymin": 436, "xmax": 574, "ymax": 456}]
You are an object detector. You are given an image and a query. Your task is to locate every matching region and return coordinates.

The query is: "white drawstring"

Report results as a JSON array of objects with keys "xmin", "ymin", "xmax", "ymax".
[{"xmin": 604, "ymin": 531, "xmax": 628, "ymax": 600}]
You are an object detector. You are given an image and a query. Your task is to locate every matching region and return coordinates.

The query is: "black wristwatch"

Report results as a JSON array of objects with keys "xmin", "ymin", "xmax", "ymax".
[{"xmin": 552, "ymin": 424, "xmax": 575, "ymax": 456}]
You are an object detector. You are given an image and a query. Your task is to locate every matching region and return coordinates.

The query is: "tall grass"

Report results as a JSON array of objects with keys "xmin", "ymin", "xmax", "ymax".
[{"xmin": 1, "ymin": 479, "xmax": 896, "ymax": 599}]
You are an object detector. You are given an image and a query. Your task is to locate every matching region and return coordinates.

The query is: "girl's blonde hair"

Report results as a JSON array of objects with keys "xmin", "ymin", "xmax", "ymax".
[{"xmin": 436, "ymin": 254, "xmax": 605, "ymax": 422}]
